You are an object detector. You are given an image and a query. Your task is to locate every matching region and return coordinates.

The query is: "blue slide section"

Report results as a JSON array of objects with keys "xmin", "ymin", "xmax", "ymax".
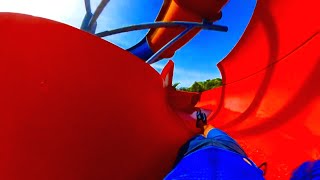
[{"xmin": 127, "ymin": 38, "xmax": 154, "ymax": 61}]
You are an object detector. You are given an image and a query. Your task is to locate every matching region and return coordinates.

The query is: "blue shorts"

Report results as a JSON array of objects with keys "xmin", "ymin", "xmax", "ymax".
[{"xmin": 174, "ymin": 128, "xmax": 247, "ymax": 166}]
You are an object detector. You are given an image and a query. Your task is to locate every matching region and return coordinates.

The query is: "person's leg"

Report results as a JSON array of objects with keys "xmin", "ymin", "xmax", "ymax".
[
  {"xmin": 204, "ymin": 125, "xmax": 236, "ymax": 141},
  {"xmin": 202, "ymin": 124, "xmax": 247, "ymax": 156},
  {"xmin": 178, "ymin": 109, "xmax": 246, "ymax": 160},
  {"xmin": 203, "ymin": 124, "xmax": 215, "ymax": 138}
]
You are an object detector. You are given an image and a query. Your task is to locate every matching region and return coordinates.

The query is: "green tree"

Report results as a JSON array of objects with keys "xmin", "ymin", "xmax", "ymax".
[
  {"xmin": 189, "ymin": 81, "xmax": 205, "ymax": 92},
  {"xmin": 172, "ymin": 83, "xmax": 180, "ymax": 89},
  {"xmin": 176, "ymin": 78, "xmax": 222, "ymax": 92}
]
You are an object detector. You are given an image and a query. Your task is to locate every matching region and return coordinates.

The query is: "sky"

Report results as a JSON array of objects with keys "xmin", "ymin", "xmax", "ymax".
[{"xmin": 0, "ymin": 0, "xmax": 256, "ymax": 87}]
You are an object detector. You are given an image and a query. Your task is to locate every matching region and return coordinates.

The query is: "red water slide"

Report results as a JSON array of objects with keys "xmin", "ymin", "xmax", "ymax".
[
  {"xmin": 195, "ymin": 0, "xmax": 320, "ymax": 179},
  {"xmin": 0, "ymin": 13, "xmax": 198, "ymax": 180},
  {"xmin": 0, "ymin": 0, "xmax": 319, "ymax": 179}
]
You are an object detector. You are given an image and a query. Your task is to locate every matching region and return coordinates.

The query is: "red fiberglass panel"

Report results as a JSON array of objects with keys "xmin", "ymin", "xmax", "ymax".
[
  {"xmin": 0, "ymin": 13, "xmax": 195, "ymax": 179},
  {"xmin": 197, "ymin": 0, "xmax": 320, "ymax": 179},
  {"xmin": 211, "ymin": 34, "xmax": 319, "ymax": 180},
  {"xmin": 218, "ymin": 0, "xmax": 319, "ymax": 84}
]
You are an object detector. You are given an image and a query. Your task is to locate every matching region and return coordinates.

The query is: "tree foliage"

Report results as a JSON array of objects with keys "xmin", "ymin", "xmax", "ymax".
[
  {"xmin": 174, "ymin": 78, "xmax": 222, "ymax": 92},
  {"xmin": 172, "ymin": 83, "xmax": 180, "ymax": 89}
]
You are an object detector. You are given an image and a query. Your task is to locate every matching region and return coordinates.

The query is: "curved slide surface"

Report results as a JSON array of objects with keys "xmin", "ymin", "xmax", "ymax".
[
  {"xmin": 195, "ymin": 0, "xmax": 320, "ymax": 179},
  {"xmin": 0, "ymin": 13, "xmax": 197, "ymax": 179},
  {"xmin": 0, "ymin": 0, "xmax": 319, "ymax": 179}
]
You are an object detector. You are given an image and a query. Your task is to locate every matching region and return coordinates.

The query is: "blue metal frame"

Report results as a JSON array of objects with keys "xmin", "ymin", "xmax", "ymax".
[
  {"xmin": 95, "ymin": 21, "xmax": 228, "ymax": 64},
  {"xmin": 84, "ymin": 0, "xmax": 91, "ymax": 13},
  {"xmin": 80, "ymin": 0, "xmax": 228, "ymax": 64},
  {"xmin": 81, "ymin": 0, "xmax": 109, "ymax": 34},
  {"xmin": 146, "ymin": 26, "xmax": 194, "ymax": 64},
  {"xmin": 96, "ymin": 21, "xmax": 228, "ymax": 37},
  {"xmin": 88, "ymin": 0, "xmax": 109, "ymax": 30}
]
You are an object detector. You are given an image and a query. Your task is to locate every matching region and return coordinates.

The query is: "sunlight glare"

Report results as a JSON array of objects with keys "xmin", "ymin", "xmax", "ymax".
[{"xmin": 0, "ymin": 0, "xmax": 80, "ymax": 22}]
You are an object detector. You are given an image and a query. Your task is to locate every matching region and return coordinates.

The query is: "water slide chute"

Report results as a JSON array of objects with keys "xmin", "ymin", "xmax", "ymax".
[
  {"xmin": 196, "ymin": 0, "xmax": 320, "ymax": 179},
  {"xmin": 0, "ymin": 13, "xmax": 197, "ymax": 179},
  {"xmin": 0, "ymin": 0, "xmax": 319, "ymax": 179}
]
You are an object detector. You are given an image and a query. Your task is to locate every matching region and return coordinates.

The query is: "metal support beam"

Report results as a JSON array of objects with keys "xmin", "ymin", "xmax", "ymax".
[
  {"xmin": 146, "ymin": 26, "xmax": 194, "ymax": 64},
  {"xmin": 81, "ymin": 0, "xmax": 109, "ymax": 34},
  {"xmin": 96, "ymin": 21, "xmax": 228, "ymax": 37},
  {"xmin": 88, "ymin": 0, "xmax": 110, "ymax": 30}
]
